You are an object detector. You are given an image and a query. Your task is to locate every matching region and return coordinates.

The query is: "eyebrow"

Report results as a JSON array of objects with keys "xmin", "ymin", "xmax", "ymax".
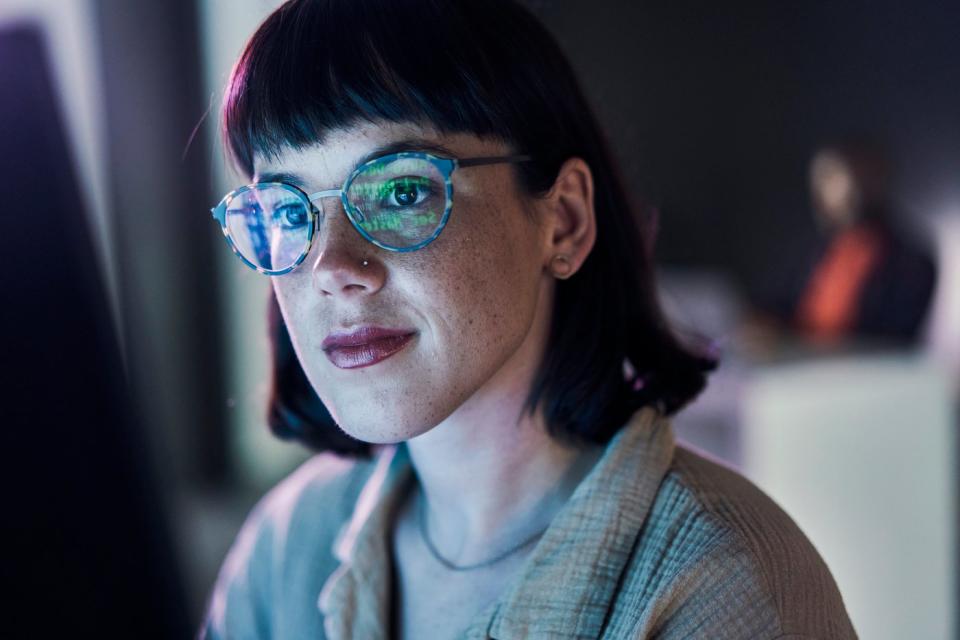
[{"xmin": 254, "ymin": 138, "xmax": 459, "ymax": 188}]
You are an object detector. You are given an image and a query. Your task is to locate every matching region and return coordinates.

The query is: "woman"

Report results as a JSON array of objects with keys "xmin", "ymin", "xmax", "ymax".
[
  {"xmin": 747, "ymin": 138, "xmax": 937, "ymax": 354},
  {"xmin": 795, "ymin": 140, "xmax": 936, "ymax": 344},
  {"xmin": 203, "ymin": 1, "xmax": 855, "ymax": 638}
]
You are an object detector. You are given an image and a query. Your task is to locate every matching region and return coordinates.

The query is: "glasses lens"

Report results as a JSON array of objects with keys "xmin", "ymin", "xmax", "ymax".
[
  {"xmin": 345, "ymin": 156, "xmax": 448, "ymax": 249},
  {"xmin": 223, "ymin": 184, "xmax": 313, "ymax": 273}
]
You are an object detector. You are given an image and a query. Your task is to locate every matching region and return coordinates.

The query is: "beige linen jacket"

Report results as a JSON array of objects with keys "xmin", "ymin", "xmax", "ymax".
[{"xmin": 202, "ymin": 408, "xmax": 857, "ymax": 639}]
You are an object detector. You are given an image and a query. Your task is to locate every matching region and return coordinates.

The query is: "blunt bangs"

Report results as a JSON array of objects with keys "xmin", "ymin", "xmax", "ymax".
[{"xmin": 223, "ymin": 0, "xmax": 566, "ymax": 177}]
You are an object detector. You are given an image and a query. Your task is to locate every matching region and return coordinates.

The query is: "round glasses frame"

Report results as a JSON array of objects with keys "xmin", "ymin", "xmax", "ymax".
[{"xmin": 211, "ymin": 151, "xmax": 532, "ymax": 276}]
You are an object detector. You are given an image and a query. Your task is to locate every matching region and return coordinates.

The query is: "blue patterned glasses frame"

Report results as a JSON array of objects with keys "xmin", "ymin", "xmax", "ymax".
[{"xmin": 211, "ymin": 151, "xmax": 531, "ymax": 276}]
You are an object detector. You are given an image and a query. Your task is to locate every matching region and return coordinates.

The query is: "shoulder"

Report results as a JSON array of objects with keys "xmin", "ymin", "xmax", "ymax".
[
  {"xmin": 201, "ymin": 452, "xmax": 378, "ymax": 639},
  {"xmin": 614, "ymin": 445, "xmax": 857, "ymax": 639}
]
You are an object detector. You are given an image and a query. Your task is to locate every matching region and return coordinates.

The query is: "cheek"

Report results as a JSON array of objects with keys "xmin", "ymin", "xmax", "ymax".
[
  {"xmin": 270, "ymin": 274, "xmax": 310, "ymax": 333},
  {"xmin": 269, "ymin": 274, "xmax": 326, "ymax": 386},
  {"xmin": 407, "ymin": 194, "xmax": 543, "ymax": 359}
]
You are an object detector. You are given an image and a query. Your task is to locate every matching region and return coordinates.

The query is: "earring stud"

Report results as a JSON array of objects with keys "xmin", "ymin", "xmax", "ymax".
[
  {"xmin": 361, "ymin": 259, "xmax": 369, "ymax": 267},
  {"xmin": 551, "ymin": 255, "xmax": 573, "ymax": 279}
]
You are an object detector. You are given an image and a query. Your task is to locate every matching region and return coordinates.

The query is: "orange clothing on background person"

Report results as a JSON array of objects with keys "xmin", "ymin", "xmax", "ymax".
[{"xmin": 796, "ymin": 223, "xmax": 884, "ymax": 343}]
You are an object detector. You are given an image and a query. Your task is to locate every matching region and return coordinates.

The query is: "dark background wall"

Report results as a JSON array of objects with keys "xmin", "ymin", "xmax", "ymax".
[
  {"xmin": 528, "ymin": 0, "xmax": 960, "ymax": 294},
  {"xmin": 97, "ymin": 0, "xmax": 227, "ymax": 487}
]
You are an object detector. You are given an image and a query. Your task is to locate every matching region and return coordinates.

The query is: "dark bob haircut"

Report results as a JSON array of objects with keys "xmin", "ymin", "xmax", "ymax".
[{"xmin": 223, "ymin": 0, "xmax": 716, "ymax": 457}]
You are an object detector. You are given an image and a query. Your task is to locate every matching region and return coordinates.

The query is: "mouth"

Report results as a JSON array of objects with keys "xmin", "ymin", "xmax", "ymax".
[{"xmin": 322, "ymin": 326, "xmax": 417, "ymax": 370}]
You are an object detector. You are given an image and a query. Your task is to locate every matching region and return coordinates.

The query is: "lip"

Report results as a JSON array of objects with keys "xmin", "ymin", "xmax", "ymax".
[{"xmin": 322, "ymin": 326, "xmax": 417, "ymax": 369}]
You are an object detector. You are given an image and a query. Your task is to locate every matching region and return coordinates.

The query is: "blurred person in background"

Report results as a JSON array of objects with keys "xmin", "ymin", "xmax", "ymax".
[
  {"xmin": 749, "ymin": 137, "xmax": 937, "ymax": 351},
  {"xmin": 200, "ymin": 1, "xmax": 856, "ymax": 638}
]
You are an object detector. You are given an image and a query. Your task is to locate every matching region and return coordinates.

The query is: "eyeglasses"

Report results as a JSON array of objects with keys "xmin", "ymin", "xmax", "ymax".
[{"xmin": 211, "ymin": 151, "xmax": 531, "ymax": 276}]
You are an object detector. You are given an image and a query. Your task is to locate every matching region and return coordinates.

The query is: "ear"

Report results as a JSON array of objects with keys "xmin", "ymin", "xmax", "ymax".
[{"xmin": 539, "ymin": 157, "xmax": 597, "ymax": 280}]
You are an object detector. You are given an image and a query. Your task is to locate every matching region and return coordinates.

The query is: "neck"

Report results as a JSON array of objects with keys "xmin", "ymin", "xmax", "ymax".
[{"xmin": 404, "ymin": 303, "xmax": 603, "ymax": 566}]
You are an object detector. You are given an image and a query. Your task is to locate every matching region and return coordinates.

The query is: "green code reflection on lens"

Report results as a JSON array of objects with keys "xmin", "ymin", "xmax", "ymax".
[
  {"xmin": 348, "ymin": 177, "xmax": 433, "ymax": 200},
  {"xmin": 360, "ymin": 211, "xmax": 439, "ymax": 233}
]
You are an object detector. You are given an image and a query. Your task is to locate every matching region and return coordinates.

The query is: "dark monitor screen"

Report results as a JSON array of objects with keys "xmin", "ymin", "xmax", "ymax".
[{"xmin": 0, "ymin": 23, "xmax": 190, "ymax": 638}]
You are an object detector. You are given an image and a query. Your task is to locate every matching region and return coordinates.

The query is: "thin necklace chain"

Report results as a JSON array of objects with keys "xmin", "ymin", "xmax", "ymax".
[{"xmin": 416, "ymin": 494, "xmax": 548, "ymax": 572}]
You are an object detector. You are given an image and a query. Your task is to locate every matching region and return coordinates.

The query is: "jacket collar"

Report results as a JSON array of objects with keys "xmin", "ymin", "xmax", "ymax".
[
  {"xmin": 318, "ymin": 444, "xmax": 412, "ymax": 640},
  {"xmin": 485, "ymin": 408, "xmax": 675, "ymax": 638},
  {"xmin": 318, "ymin": 408, "xmax": 675, "ymax": 640}
]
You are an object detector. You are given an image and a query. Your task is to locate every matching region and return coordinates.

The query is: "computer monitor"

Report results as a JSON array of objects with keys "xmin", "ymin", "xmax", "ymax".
[{"xmin": 0, "ymin": 22, "xmax": 191, "ymax": 638}]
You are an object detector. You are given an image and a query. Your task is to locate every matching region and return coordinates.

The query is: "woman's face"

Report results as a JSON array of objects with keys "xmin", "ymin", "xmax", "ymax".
[
  {"xmin": 810, "ymin": 150, "xmax": 860, "ymax": 229},
  {"xmin": 257, "ymin": 122, "xmax": 554, "ymax": 443}
]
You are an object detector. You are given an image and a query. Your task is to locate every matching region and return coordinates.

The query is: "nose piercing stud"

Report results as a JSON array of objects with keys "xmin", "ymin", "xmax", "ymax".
[{"xmin": 361, "ymin": 259, "xmax": 369, "ymax": 267}]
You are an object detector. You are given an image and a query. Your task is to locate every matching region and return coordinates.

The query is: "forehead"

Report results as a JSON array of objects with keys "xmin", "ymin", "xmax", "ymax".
[{"xmin": 251, "ymin": 121, "xmax": 507, "ymax": 189}]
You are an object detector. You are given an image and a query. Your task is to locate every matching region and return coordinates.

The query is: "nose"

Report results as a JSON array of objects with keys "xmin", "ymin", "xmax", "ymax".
[{"xmin": 309, "ymin": 196, "xmax": 386, "ymax": 298}]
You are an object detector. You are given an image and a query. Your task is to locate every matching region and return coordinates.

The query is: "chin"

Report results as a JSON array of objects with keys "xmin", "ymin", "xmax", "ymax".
[
  {"xmin": 329, "ymin": 404, "xmax": 442, "ymax": 445},
  {"xmin": 311, "ymin": 364, "xmax": 481, "ymax": 445}
]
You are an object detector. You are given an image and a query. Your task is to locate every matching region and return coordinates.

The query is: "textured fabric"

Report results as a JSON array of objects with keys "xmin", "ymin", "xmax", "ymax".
[{"xmin": 201, "ymin": 408, "xmax": 857, "ymax": 639}]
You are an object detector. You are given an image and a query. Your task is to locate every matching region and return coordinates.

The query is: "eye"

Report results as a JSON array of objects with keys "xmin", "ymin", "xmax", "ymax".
[
  {"xmin": 382, "ymin": 177, "xmax": 433, "ymax": 208},
  {"xmin": 274, "ymin": 203, "xmax": 310, "ymax": 229}
]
